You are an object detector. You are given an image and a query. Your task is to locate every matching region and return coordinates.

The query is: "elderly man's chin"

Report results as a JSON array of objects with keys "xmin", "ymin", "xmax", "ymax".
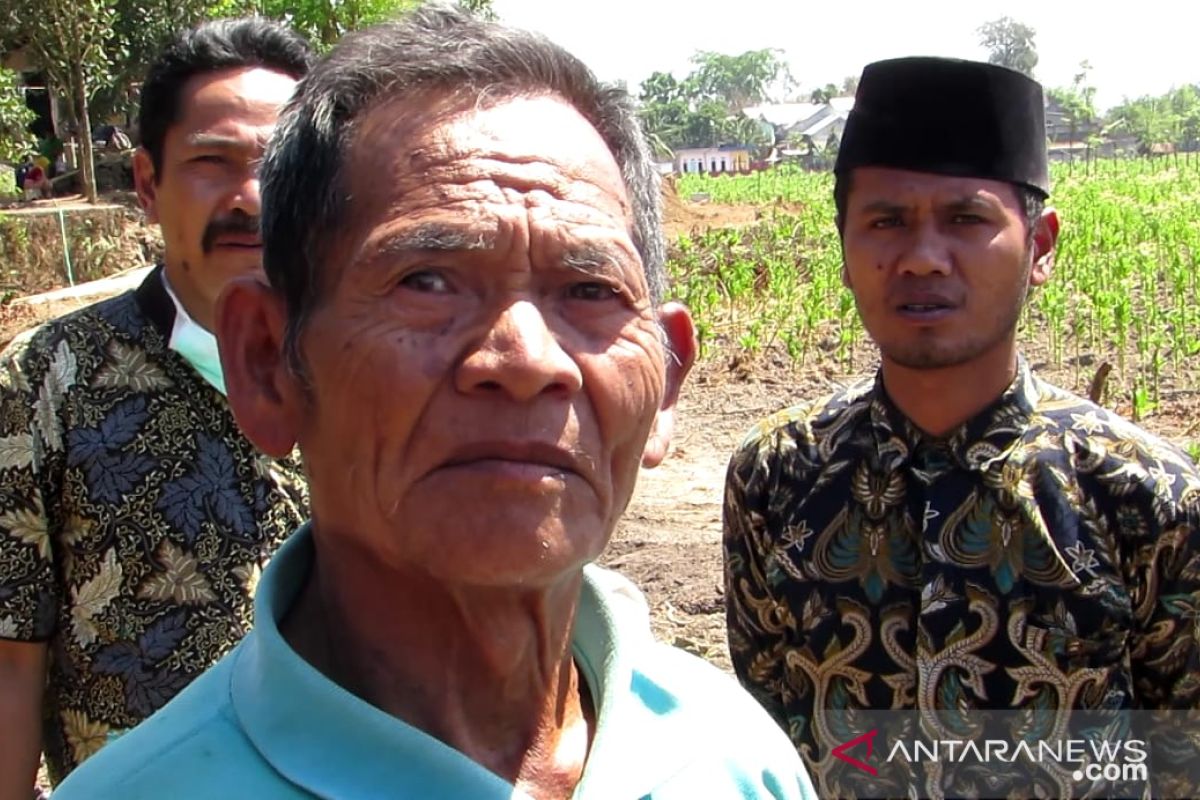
[{"xmin": 378, "ymin": 482, "xmax": 615, "ymax": 586}]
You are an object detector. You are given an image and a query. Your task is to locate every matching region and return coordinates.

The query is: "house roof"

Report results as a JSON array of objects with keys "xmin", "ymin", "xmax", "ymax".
[
  {"xmin": 799, "ymin": 110, "xmax": 849, "ymax": 138},
  {"xmin": 742, "ymin": 102, "xmax": 824, "ymax": 128},
  {"xmin": 828, "ymin": 96, "xmax": 856, "ymax": 113}
]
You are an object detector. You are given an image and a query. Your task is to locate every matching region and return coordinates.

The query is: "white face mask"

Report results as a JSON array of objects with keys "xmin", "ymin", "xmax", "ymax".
[{"xmin": 161, "ymin": 274, "xmax": 226, "ymax": 396}]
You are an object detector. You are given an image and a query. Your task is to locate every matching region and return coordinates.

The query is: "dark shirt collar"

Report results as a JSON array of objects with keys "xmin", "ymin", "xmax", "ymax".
[
  {"xmin": 867, "ymin": 357, "xmax": 1038, "ymax": 474},
  {"xmin": 133, "ymin": 264, "xmax": 176, "ymax": 340}
]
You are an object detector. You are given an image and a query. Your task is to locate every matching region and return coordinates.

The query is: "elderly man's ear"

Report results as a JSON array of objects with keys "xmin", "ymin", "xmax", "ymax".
[
  {"xmin": 642, "ymin": 302, "xmax": 697, "ymax": 469},
  {"xmin": 216, "ymin": 276, "xmax": 304, "ymax": 458}
]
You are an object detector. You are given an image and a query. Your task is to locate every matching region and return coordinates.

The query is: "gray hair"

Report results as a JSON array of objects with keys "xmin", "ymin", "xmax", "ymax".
[{"xmin": 259, "ymin": 4, "xmax": 665, "ymax": 371}]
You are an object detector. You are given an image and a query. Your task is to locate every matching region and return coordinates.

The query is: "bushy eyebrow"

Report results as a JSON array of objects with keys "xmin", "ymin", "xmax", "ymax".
[
  {"xmin": 184, "ymin": 132, "xmax": 271, "ymax": 151},
  {"xmin": 943, "ymin": 195, "xmax": 1001, "ymax": 214},
  {"xmin": 373, "ymin": 223, "xmax": 495, "ymax": 255},
  {"xmin": 562, "ymin": 245, "xmax": 626, "ymax": 279}
]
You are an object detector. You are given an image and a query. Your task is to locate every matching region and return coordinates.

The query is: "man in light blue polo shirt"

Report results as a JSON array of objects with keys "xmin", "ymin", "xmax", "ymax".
[{"xmin": 56, "ymin": 7, "xmax": 816, "ymax": 799}]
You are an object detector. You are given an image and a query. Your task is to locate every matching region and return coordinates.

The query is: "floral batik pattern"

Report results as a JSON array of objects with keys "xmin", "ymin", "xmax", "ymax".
[
  {"xmin": 0, "ymin": 277, "xmax": 308, "ymax": 783},
  {"xmin": 724, "ymin": 360, "xmax": 1200, "ymax": 799}
]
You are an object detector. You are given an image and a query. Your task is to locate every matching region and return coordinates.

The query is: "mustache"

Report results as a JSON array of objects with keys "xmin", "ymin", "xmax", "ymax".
[{"xmin": 201, "ymin": 212, "xmax": 261, "ymax": 253}]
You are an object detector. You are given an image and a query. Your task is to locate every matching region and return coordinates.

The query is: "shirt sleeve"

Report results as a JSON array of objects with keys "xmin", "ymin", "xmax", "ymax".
[
  {"xmin": 722, "ymin": 427, "xmax": 793, "ymax": 736},
  {"xmin": 1128, "ymin": 480, "xmax": 1200, "ymax": 709},
  {"xmin": 0, "ymin": 333, "xmax": 61, "ymax": 641}
]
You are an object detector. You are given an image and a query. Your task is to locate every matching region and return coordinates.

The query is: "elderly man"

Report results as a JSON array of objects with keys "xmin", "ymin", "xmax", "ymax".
[
  {"xmin": 723, "ymin": 57, "xmax": 1200, "ymax": 798},
  {"xmin": 0, "ymin": 19, "xmax": 311, "ymax": 794},
  {"xmin": 55, "ymin": 8, "xmax": 815, "ymax": 799}
]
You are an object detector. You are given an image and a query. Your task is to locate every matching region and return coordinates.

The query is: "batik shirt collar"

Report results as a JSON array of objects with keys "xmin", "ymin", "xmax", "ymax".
[
  {"xmin": 866, "ymin": 356, "xmax": 1039, "ymax": 475},
  {"xmin": 160, "ymin": 272, "xmax": 226, "ymax": 396}
]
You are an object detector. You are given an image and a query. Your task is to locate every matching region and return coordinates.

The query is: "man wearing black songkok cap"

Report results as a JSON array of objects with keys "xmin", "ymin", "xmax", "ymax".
[{"xmin": 723, "ymin": 57, "xmax": 1200, "ymax": 800}]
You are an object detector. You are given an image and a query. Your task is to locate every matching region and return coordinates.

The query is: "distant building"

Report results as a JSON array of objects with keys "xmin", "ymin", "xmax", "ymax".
[
  {"xmin": 674, "ymin": 144, "xmax": 752, "ymax": 174},
  {"xmin": 1, "ymin": 46, "xmax": 60, "ymax": 144},
  {"xmin": 745, "ymin": 97, "xmax": 854, "ymax": 152}
]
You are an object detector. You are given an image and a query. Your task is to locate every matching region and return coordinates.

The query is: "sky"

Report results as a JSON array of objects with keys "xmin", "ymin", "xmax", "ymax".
[{"xmin": 491, "ymin": 0, "xmax": 1200, "ymax": 112}]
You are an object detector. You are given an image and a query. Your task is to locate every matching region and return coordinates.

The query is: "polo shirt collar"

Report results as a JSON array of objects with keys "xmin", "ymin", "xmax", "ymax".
[
  {"xmin": 161, "ymin": 272, "xmax": 226, "ymax": 396},
  {"xmin": 230, "ymin": 525, "xmax": 698, "ymax": 799}
]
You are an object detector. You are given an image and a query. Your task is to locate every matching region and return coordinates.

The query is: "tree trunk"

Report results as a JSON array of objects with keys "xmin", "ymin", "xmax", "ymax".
[{"xmin": 72, "ymin": 65, "xmax": 98, "ymax": 203}]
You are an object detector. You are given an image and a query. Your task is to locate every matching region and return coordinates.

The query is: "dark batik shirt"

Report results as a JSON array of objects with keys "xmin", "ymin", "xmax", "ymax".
[
  {"xmin": 0, "ymin": 267, "xmax": 309, "ymax": 783},
  {"xmin": 723, "ymin": 360, "xmax": 1200, "ymax": 799}
]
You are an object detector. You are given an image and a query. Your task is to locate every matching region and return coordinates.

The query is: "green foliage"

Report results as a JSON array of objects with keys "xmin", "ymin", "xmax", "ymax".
[
  {"xmin": 1048, "ymin": 61, "xmax": 1097, "ymax": 144},
  {"xmin": 1108, "ymin": 85, "xmax": 1200, "ymax": 151},
  {"xmin": 91, "ymin": 0, "xmax": 217, "ymax": 124},
  {"xmin": 0, "ymin": 0, "xmax": 115, "ymax": 201},
  {"xmin": 639, "ymin": 50, "xmax": 788, "ymax": 153},
  {"xmin": 688, "ymin": 49, "xmax": 790, "ymax": 113},
  {"xmin": 809, "ymin": 83, "xmax": 838, "ymax": 104},
  {"xmin": 0, "ymin": 167, "xmax": 16, "ymax": 198},
  {"xmin": 977, "ymin": 16, "xmax": 1038, "ymax": 77},
  {"xmin": 218, "ymin": 0, "xmax": 421, "ymax": 49},
  {"xmin": 457, "ymin": 0, "xmax": 496, "ymax": 21},
  {"xmin": 0, "ymin": 67, "xmax": 35, "ymax": 163}
]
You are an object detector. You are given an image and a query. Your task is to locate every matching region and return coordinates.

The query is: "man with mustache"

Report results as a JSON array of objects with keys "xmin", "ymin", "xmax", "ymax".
[
  {"xmin": 723, "ymin": 57, "xmax": 1200, "ymax": 798},
  {"xmin": 53, "ymin": 8, "xmax": 815, "ymax": 799},
  {"xmin": 0, "ymin": 18, "xmax": 312, "ymax": 794}
]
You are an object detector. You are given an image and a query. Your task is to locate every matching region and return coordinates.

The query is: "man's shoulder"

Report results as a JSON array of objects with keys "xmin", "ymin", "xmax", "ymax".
[
  {"xmin": 2, "ymin": 290, "xmax": 149, "ymax": 376},
  {"xmin": 52, "ymin": 656, "xmax": 292, "ymax": 798},
  {"xmin": 730, "ymin": 375, "xmax": 876, "ymax": 468},
  {"xmin": 1025, "ymin": 376, "xmax": 1200, "ymax": 501}
]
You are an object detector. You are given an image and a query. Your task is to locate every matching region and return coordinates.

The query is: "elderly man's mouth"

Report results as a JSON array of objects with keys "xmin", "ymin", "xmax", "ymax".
[{"xmin": 438, "ymin": 441, "xmax": 582, "ymax": 481}]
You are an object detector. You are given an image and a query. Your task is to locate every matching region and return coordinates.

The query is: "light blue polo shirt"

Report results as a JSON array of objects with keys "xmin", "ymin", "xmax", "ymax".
[{"xmin": 56, "ymin": 525, "xmax": 815, "ymax": 799}]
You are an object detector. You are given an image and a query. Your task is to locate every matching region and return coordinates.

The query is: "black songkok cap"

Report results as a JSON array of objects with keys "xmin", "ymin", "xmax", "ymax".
[{"xmin": 835, "ymin": 56, "xmax": 1050, "ymax": 198}]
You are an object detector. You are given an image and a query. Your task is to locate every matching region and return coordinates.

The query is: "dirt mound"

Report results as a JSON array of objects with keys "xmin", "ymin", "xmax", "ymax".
[{"xmin": 661, "ymin": 176, "xmax": 807, "ymax": 239}]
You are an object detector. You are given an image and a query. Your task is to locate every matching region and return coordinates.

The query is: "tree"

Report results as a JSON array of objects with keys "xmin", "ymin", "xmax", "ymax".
[
  {"xmin": 977, "ymin": 16, "xmax": 1038, "ymax": 77},
  {"xmin": 840, "ymin": 74, "xmax": 859, "ymax": 96},
  {"xmin": 1108, "ymin": 86, "xmax": 1200, "ymax": 152},
  {"xmin": 217, "ymin": 0, "xmax": 420, "ymax": 50},
  {"xmin": 809, "ymin": 83, "xmax": 838, "ymax": 104},
  {"xmin": 688, "ymin": 48, "xmax": 790, "ymax": 113},
  {"xmin": 638, "ymin": 49, "xmax": 794, "ymax": 153},
  {"xmin": 0, "ymin": 0, "xmax": 115, "ymax": 202},
  {"xmin": 457, "ymin": 0, "xmax": 497, "ymax": 20},
  {"xmin": 0, "ymin": 67, "xmax": 35, "ymax": 163},
  {"xmin": 92, "ymin": 0, "xmax": 217, "ymax": 126},
  {"xmin": 1047, "ymin": 61, "xmax": 1097, "ymax": 148}
]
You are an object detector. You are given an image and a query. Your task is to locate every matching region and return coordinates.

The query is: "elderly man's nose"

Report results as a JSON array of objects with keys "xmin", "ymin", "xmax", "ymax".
[{"xmin": 456, "ymin": 301, "xmax": 583, "ymax": 401}]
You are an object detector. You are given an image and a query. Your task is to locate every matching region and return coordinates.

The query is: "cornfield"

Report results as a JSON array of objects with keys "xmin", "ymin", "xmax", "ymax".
[{"xmin": 668, "ymin": 157, "xmax": 1200, "ymax": 432}]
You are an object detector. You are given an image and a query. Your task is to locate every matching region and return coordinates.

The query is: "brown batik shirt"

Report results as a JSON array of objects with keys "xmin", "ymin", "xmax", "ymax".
[
  {"xmin": 723, "ymin": 360, "xmax": 1200, "ymax": 799},
  {"xmin": 0, "ymin": 267, "xmax": 309, "ymax": 783}
]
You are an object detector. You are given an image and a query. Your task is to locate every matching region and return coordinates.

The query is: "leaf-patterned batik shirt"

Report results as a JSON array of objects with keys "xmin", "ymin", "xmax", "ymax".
[
  {"xmin": 0, "ymin": 267, "xmax": 309, "ymax": 783},
  {"xmin": 723, "ymin": 359, "xmax": 1200, "ymax": 799}
]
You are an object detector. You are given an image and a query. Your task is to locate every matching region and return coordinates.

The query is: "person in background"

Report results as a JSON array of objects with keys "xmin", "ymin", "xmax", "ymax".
[
  {"xmin": 19, "ymin": 156, "xmax": 51, "ymax": 200},
  {"xmin": 0, "ymin": 18, "xmax": 312, "ymax": 796},
  {"xmin": 54, "ymin": 7, "xmax": 817, "ymax": 799},
  {"xmin": 723, "ymin": 56, "xmax": 1200, "ymax": 798}
]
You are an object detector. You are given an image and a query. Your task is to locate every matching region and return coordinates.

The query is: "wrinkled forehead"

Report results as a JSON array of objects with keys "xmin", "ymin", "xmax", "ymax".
[{"xmin": 342, "ymin": 90, "xmax": 630, "ymax": 209}]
